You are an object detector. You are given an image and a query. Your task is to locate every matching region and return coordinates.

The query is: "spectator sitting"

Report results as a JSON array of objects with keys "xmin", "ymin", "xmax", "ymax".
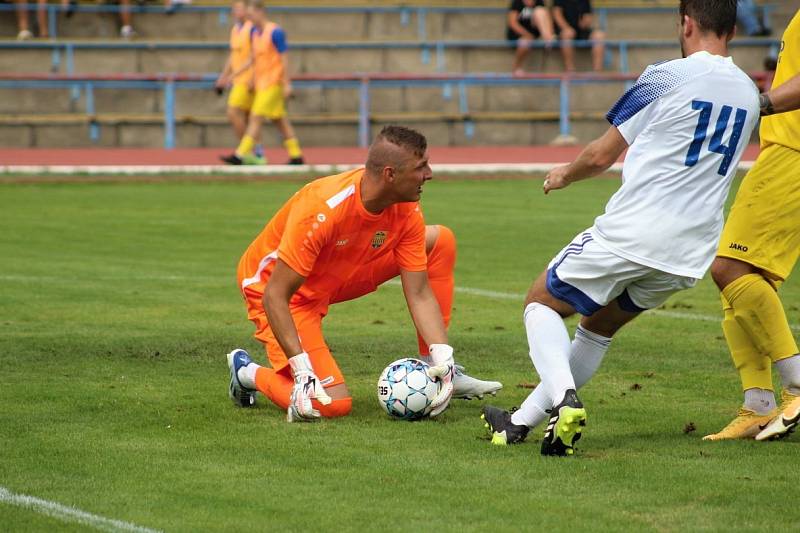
[
  {"xmin": 14, "ymin": 0, "xmax": 133, "ymax": 40},
  {"xmin": 553, "ymin": 0, "xmax": 605, "ymax": 72},
  {"xmin": 15, "ymin": 0, "xmax": 47, "ymax": 39},
  {"xmin": 116, "ymin": 0, "xmax": 135, "ymax": 39},
  {"xmin": 506, "ymin": 0, "xmax": 555, "ymax": 75},
  {"xmin": 165, "ymin": 0, "xmax": 192, "ymax": 16},
  {"xmin": 737, "ymin": 0, "xmax": 771, "ymax": 37}
]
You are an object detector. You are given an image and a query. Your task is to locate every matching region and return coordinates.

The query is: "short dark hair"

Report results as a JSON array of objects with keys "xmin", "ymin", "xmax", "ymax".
[
  {"xmin": 374, "ymin": 125, "xmax": 427, "ymax": 159},
  {"xmin": 680, "ymin": 0, "xmax": 737, "ymax": 37}
]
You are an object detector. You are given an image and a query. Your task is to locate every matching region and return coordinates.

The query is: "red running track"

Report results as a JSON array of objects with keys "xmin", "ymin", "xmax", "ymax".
[{"xmin": 0, "ymin": 145, "xmax": 762, "ymax": 166}]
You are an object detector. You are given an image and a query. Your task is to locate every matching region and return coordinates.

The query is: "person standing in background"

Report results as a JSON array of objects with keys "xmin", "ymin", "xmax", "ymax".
[
  {"xmin": 221, "ymin": 0, "xmax": 304, "ymax": 165},
  {"xmin": 215, "ymin": 0, "xmax": 264, "ymax": 163}
]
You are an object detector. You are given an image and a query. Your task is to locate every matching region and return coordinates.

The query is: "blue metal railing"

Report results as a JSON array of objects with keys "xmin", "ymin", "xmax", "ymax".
[
  {"xmin": 0, "ymin": 72, "xmax": 648, "ymax": 149},
  {"xmin": 0, "ymin": 37, "xmax": 781, "ymax": 76}
]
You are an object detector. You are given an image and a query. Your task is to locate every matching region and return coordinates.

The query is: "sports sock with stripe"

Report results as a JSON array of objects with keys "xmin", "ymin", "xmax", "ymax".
[{"xmin": 512, "ymin": 325, "xmax": 610, "ymax": 427}]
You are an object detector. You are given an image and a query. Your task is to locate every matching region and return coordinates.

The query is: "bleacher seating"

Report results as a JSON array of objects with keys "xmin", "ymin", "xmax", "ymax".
[{"xmin": 0, "ymin": 1, "xmax": 791, "ymax": 148}]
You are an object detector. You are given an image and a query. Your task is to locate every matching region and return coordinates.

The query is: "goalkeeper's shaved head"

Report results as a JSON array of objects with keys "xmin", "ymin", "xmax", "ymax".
[{"xmin": 366, "ymin": 125, "xmax": 428, "ymax": 176}]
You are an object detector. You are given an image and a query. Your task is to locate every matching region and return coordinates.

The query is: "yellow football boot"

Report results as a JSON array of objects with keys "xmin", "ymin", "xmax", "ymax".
[
  {"xmin": 756, "ymin": 390, "xmax": 800, "ymax": 441},
  {"xmin": 703, "ymin": 408, "xmax": 777, "ymax": 441}
]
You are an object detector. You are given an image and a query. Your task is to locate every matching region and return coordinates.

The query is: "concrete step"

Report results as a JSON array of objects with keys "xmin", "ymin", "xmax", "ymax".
[
  {"xmin": 2, "ymin": 39, "xmax": 777, "ymax": 76},
  {"xmin": 3, "ymin": 3, "xmax": 784, "ymax": 42}
]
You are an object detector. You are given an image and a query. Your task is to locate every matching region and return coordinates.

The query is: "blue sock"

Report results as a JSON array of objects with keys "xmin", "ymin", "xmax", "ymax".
[{"xmin": 254, "ymin": 144, "xmax": 264, "ymax": 158}]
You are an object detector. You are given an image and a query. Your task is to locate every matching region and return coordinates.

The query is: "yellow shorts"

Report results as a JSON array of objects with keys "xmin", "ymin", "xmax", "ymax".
[
  {"xmin": 717, "ymin": 143, "xmax": 800, "ymax": 281},
  {"xmin": 227, "ymin": 83, "xmax": 254, "ymax": 112},
  {"xmin": 251, "ymin": 85, "xmax": 286, "ymax": 119}
]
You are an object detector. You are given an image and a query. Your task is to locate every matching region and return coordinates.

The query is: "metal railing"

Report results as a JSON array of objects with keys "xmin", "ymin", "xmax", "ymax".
[
  {"xmin": 0, "ymin": 37, "xmax": 781, "ymax": 76},
  {"xmin": 0, "ymin": 71, "xmax": 768, "ymax": 149}
]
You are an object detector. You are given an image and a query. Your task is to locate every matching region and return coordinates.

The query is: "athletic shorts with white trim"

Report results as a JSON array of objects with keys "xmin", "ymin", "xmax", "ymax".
[{"xmin": 546, "ymin": 230, "xmax": 698, "ymax": 315}]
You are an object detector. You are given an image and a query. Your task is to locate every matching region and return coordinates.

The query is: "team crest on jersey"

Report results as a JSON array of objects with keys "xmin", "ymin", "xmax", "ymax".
[{"xmin": 371, "ymin": 231, "xmax": 388, "ymax": 249}]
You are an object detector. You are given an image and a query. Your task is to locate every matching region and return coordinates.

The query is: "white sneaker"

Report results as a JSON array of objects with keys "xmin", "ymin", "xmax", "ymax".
[
  {"xmin": 120, "ymin": 25, "xmax": 136, "ymax": 39},
  {"xmin": 17, "ymin": 29, "xmax": 33, "ymax": 41},
  {"xmin": 452, "ymin": 365, "xmax": 502, "ymax": 400}
]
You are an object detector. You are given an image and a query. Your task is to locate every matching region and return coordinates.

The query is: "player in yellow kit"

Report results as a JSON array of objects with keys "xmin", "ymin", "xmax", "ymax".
[
  {"xmin": 221, "ymin": 0, "xmax": 304, "ymax": 166},
  {"xmin": 705, "ymin": 10, "xmax": 800, "ymax": 442},
  {"xmin": 215, "ymin": 0, "xmax": 264, "ymax": 162}
]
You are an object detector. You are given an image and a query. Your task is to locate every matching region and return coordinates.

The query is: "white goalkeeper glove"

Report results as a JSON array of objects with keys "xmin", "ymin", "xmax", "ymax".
[
  {"xmin": 287, "ymin": 352, "xmax": 332, "ymax": 422},
  {"xmin": 426, "ymin": 344, "xmax": 455, "ymax": 417}
]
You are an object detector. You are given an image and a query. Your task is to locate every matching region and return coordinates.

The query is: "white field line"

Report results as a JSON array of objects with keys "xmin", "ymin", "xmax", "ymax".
[
  {"xmin": 3, "ymin": 273, "xmax": 793, "ymax": 330},
  {"xmin": 384, "ymin": 279, "xmax": 800, "ymax": 331},
  {"xmin": 0, "ymin": 160, "xmax": 755, "ymax": 176},
  {"xmin": 0, "ymin": 486, "xmax": 161, "ymax": 533}
]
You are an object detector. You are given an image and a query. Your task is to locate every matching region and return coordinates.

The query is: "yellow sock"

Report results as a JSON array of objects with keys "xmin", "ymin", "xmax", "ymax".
[
  {"xmin": 284, "ymin": 137, "xmax": 302, "ymax": 159},
  {"xmin": 236, "ymin": 135, "xmax": 256, "ymax": 157},
  {"xmin": 722, "ymin": 273, "xmax": 799, "ymax": 370},
  {"xmin": 721, "ymin": 293, "xmax": 773, "ymax": 391}
]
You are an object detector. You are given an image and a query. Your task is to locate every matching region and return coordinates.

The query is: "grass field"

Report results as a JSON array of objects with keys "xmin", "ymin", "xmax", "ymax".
[{"xmin": 1, "ymin": 175, "xmax": 799, "ymax": 532}]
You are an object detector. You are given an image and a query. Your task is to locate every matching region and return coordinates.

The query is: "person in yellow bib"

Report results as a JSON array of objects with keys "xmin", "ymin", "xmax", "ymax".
[
  {"xmin": 221, "ymin": 0, "xmax": 304, "ymax": 166},
  {"xmin": 215, "ymin": 0, "xmax": 264, "ymax": 161},
  {"xmin": 705, "ymin": 9, "xmax": 800, "ymax": 442}
]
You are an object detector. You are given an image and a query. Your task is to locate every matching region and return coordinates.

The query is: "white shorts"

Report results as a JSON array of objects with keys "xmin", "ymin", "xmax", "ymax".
[{"xmin": 546, "ymin": 231, "xmax": 698, "ymax": 316}]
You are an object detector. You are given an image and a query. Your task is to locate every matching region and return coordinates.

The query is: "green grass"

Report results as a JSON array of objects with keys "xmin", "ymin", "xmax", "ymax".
[{"xmin": 1, "ymin": 176, "xmax": 798, "ymax": 532}]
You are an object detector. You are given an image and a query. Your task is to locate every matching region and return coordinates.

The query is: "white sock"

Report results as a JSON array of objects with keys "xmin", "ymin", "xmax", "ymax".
[
  {"xmin": 511, "ymin": 388, "xmax": 551, "ymax": 428},
  {"xmin": 743, "ymin": 387, "xmax": 777, "ymax": 414},
  {"xmin": 511, "ymin": 324, "xmax": 611, "ymax": 427},
  {"xmin": 570, "ymin": 325, "xmax": 611, "ymax": 386},
  {"xmin": 237, "ymin": 363, "xmax": 259, "ymax": 390},
  {"xmin": 523, "ymin": 302, "xmax": 575, "ymax": 407},
  {"xmin": 776, "ymin": 354, "xmax": 800, "ymax": 395}
]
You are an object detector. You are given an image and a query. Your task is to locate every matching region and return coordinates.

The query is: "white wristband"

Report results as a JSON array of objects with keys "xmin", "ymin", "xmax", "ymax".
[
  {"xmin": 429, "ymin": 344, "xmax": 454, "ymax": 365},
  {"xmin": 288, "ymin": 352, "xmax": 313, "ymax": 374}
]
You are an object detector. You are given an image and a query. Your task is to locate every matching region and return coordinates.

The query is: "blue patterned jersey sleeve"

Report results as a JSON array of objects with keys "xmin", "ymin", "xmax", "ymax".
[{"xmin": 606, "ymin": 61, "xmax": 686, "ymax": 142}]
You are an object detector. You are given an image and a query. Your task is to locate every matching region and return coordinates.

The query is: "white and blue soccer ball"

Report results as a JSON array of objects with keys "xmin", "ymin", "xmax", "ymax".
[{"xmin": 377, "ymin": 358, "xmax": 441, "ymax": 420}]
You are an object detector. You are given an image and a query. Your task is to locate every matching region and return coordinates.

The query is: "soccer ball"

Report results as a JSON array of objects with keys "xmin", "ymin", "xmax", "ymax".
[{"xmin": 377, "ymin": 358, "xmax": 441, "ymax": 420}]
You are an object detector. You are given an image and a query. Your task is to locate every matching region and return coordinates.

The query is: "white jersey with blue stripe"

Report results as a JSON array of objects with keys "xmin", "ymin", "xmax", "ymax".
[{"xmin": 591, "ymin": 51, "xmax": 760, "ymax": 279}]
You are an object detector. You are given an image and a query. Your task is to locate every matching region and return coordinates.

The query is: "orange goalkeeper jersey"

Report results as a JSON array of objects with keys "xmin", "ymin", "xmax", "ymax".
[{"xmin": 238, "ymin": 168, "xmax": 428, "ymax": 305}]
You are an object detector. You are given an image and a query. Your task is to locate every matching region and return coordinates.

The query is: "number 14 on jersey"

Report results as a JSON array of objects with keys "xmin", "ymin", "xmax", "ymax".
[{"xmin": 685, "ymin": 100, "xmax": 748, "ymax": 176}]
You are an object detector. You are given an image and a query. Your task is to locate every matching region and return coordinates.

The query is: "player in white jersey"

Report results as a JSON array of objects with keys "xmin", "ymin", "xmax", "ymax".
[{"xmin": 481, "ymin": 0, "xmax": 760, "ymax": 456}]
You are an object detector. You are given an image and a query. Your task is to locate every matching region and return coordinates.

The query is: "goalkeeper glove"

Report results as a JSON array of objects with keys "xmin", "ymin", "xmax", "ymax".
[
  {"xmin": 287, "ymin": 352, "xmax": 332, "ymax": 422},
  {"xmin": 426, "ymin": 344, "xmax": 455, "ymax": 417}
]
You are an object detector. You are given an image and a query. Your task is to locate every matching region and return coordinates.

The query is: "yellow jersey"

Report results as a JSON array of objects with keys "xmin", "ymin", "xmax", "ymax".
[
  {"xmin": 760, "ymin": 10, "xmax": 800, "ymax": 152},
  {"xmin": 229, "ymin": 20, "xmax": 253, "ymax": 86}
]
